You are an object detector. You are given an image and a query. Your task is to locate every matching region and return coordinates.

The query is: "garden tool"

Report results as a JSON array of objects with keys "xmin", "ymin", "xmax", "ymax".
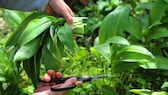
[{"xmin": 38, "ymin": 73, "xmax": 115, "ymax": 91}]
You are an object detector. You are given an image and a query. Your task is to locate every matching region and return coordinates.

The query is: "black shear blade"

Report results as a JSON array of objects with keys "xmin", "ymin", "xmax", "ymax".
[{"xmin": 91, "ymin": 73, "xmax": 115, "ymax": 80}]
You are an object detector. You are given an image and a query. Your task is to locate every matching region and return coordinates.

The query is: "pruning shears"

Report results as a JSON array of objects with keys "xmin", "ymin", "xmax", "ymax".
[{"xmin": 38, "ymin": 73, "xmax": 114, "ymax": 91}]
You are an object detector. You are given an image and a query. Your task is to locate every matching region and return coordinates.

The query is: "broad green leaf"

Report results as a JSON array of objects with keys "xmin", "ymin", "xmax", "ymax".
[
  {"xmin": 3, "ymin": 10, "xmax": 24, "ymax": 27},
  {"xmin": 117, "ymin": 45, "xmax": 154, "ymax": 57},
  {"xmin": 161, "ymin": 82, "xmax": 168, "ymax": 88},
  {"xmin": 148, "ymin": 20, "xmax": 162, "ymax": 29},
  {"xmin": 3, "ymin": 10, "xmax": 30, "ymax": 28},
  {"xmin": 152, "ymin": 91, "xmax": 168, "ymax": 95},
  {"xmin": 23, "ymin": 57, "xmax": 40, "ymax": 88},
  {"xmin": 100, "ymin": 85, "xmax": 118, "ymax": 95},
  {"xmin": 57, "ymin": 24, "xmax": 75, "ymax": 52},
  {"xmin": 138, "ymin": 60, "xmax": 158, "ymax": 69},
  {"xmin": 114, "ymin": 47, "xmax": 168, "ymax": 70},
  {"xmin": 154, "ymin": 56, "xmax": 168, "ymax": 70},
  {"xmin": 94, "ymin": 37, "xmax": 100, "ymax": 46},
  {"xmin": 130, "ymin": 89, "xmax": 152, "ymax": 95},
  {"xmin": 5, "ymin": 12, "xmax": 52, "ymax": 46},
  {"xmin": 114, "ymin": 45, "xmax": 157, "ymax": 69},
  {"xmin": 34, "ymin": 49, "xmax": 42, "ymax": 85},
  {"xmin": 49, "ymin": 24, "xmax": 64, "ymax": 58},
  {"xmin": 99, "ymin": 5, "xmax": 130, "ymax": 44},
  {"xmin": 8, "ymin": 47, "xmax": 17, "ymax": 61},
  {"xmin": 57, "ymin": 38, "xmax": 64, "ymax": 58},
  {"xmin": 22, "ymin": 42, "xmax": 42, "ymax": 88},
  {"xmin": 105, "ymin": 36, "xmax": 130, "ymax": 45},
  {"xmin": 147, "ymin": 28, "xmax": 168, "ymax": 41},
  {"xmin": 49, "ymin": 25, "xmax": 57, "ymax": 41},
  {"xmin": 18, "ymin": 17, "xmax": 53, "ymax": 45},
  {"xmin": 93, "ymin": 43, "xmax": 111, "ymax": 61},
  {"xmin": 14, "ymin": 37, "xmax": 41, "ymax": 61},
  {"xmin": 126, "ymin": 17, "xmax": 142, "ymax": 40},
  {"xmin": 113, "ymin": 62, "xmax": 140, "ymax": 73},
  {"xmin": 133, "ymin": 56, "xmax": 168, "ymax": 70},
  {"xmin": 116, "ymin": 52, "xmax": 155, "ymax": 63},
  {"xmin": 42, "ymin": 43, "xmax": 61, "ymax": 71},
  {"xmin": 51, "ymin": 28, "xmax": 65, "ymax": 59},
  {"xmin": 136, "ymin": 2, "xmax": 153, "ymax": 10},
  {"xmin": 149, "ymin": 0, "xmax": 168, "ymax": 25},
  {"xmin": 45, "ymin": 38, "xmax": 63, "ymax": 62}
]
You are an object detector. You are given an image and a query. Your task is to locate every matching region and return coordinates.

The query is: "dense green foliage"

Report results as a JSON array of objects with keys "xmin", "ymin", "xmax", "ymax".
[{"xmin": 1, "ymin": 0, "xmax": 168, "ymax": 95}]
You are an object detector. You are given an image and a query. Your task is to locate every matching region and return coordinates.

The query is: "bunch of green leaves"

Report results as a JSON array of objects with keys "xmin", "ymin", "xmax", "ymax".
[{"xmin": 5, "ymin": 12, "xmax": 86, "ymax": 88}]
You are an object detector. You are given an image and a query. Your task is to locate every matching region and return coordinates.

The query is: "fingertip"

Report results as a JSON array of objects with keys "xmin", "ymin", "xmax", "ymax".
[
  {"xmin": 47, "ymin": 69, "xmax": 56, "ymax": 78},
  {"xmin": 56, "ymin": 72, "xmax": 63, "ymax": 78},
  {"xmin": 44, "ymin": 74, "xmax": 51, "ymax": 82},
  {"xmin": 65, "ymin": 16, "xmax": 73, "ymax": 25},
  {"xmin": 47, "ymin": 69, "xmax": 55, "ymax": 75}
]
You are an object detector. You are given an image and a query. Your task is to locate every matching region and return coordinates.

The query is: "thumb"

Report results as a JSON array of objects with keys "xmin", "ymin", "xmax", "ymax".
[
  {"xmin": 58, "ymin": 77, "xmax": 77, "ymax": 95},
  {"xmin": 61, "ymin": 77, "xmax": 77, "ymax": 87},
  {"xmin": 50, "ymin": 77, "xmax": 77, "ymax": 95}
]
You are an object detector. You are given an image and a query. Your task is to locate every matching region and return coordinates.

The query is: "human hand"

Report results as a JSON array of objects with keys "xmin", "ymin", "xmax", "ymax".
[
  {"xmin": 33, "ymin": 70, "xmax": 77, "ymax": 95},
  {"xmin": 45, "ymin": 0, "xmax": 74, "ymax": 25}
]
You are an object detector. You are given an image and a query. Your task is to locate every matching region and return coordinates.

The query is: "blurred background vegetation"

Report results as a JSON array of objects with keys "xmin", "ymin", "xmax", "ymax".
[{"xmin": 1, "ymin": 0, "xmax": 168, "ymax": 95}]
